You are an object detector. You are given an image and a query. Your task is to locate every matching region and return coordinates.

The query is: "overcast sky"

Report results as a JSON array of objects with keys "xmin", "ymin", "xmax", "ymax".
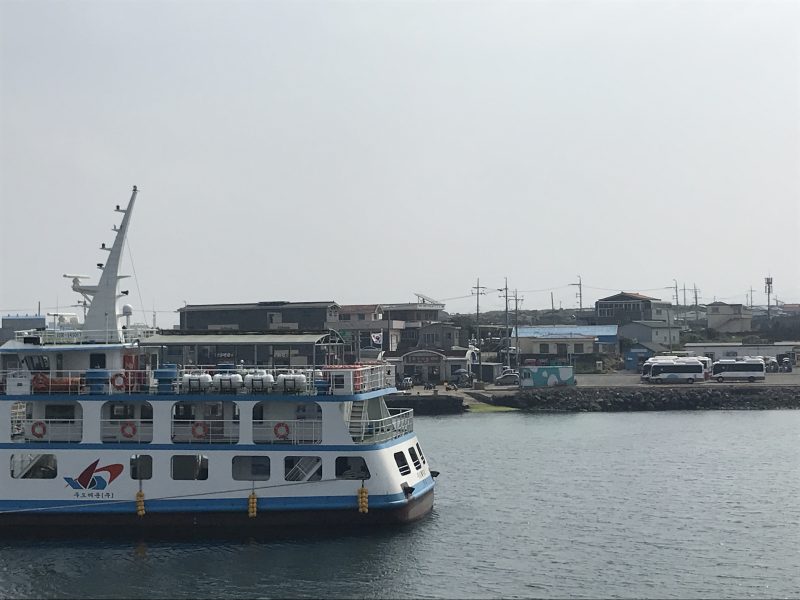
[{"xmin": 1, "ymin": 0, "xmax": 798, "ymax": 326}]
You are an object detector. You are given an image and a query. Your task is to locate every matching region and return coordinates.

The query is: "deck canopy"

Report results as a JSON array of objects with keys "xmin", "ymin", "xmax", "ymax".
[{"xmin": 139, "ymin": 330, "xmax": 346, "ymax": 367}]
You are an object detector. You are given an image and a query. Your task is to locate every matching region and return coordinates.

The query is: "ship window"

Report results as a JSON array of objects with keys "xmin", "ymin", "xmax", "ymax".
[
  {"xmin": 130, "ymin": 455, "xmax": 152, "ymax": 480},
  {"xmin": 171, "ymin": 455, "xmax": 209, "ymax": 480},
  {"xmin": 24, "ymin": 356, "xmax": 50, "ymax": 371},
  {"xmin": 332, "ymin": 374, "xmax": 345, "ymax": 390},
  {"xmin": 89, "ymin": 353, "xmax": 106, "ymax": 369},
  {"xmin": 44, "ymin": 404, "xmax": 76, "ymax": 420},
  {"xmin": 284, "ymin": 456, "xmax": 322, "ymax": 481},
  {"xmin": 232, "ymin": 456, "xmax": 270, "ymax": 481},
  {"xmin": 394, "ymin": 451, "xmax": 411, "ymax": 476},
  {"xmin": 110, "ymin": 403, "xmax": 136, "ymax": 419},
  {"xmin": 10, "ymin": 454, "xmax": 57, "ymax": 479},
  {"xmin": 335, "ymin": 456, "xmax": 370, "ymax": 479},
  {"xmin": 416, "ymin": 443, "xmax": 426, "ymax": 464},
  {"xmin": 408, "ymin": 446, "xmax": 422, "ymax": 470}
]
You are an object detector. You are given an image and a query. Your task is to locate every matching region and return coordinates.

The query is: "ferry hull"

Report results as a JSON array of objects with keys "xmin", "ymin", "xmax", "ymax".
[{"xmin": 0, "ymin": 487, "xmax": 434, "ymax": 540}]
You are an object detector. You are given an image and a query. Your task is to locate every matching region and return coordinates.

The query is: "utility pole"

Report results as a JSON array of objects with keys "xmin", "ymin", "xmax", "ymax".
[
  {"xmin": 673, "ymin": 279, "xmax": 679, "ymax": 326},
  {"xmin": 682, "ymin": 283, "xmax": 687, "ymax": 309},
  {"xmin": 550, "ymin": 292, "xmax": 555, "ymax": 311},
  {"xmin": 498, "ymin": 277, "xmax": 510, "ymax": 369},
  {"xmin": 471, "ymin": 278, "xmax": 487, "ymax": 382},
  {"xmin": 513, "ymin": 290, "xmax": 523, "ymax": 368},
  {"xmin": 765, "ymin": 277, "xmax": 773, "ymax": 320},
  {"xmin": 693, "ymin": 284, "xmax": 699, "ymax": 323},
  {"xmin": 749, "ymin": 286, "xmax": 755, "ymax": 308},
  {"xmin": 569, "ymin": 275, "xmax": 583, "ymax": 311}
]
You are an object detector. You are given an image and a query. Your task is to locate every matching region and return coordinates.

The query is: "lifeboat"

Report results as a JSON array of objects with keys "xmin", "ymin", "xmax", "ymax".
[
  {"xmin": 244, "ymin": 370, "xmax": 274, "ymax": 391},
  {"xmin": 181, "ymin": 370, "xmax": 212, "ymax": 391}
]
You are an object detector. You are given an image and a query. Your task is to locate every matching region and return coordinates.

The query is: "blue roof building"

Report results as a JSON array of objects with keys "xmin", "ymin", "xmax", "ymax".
[{"xmin": 513, "ymin": 325, "xmax": 618, "ymax": 346}]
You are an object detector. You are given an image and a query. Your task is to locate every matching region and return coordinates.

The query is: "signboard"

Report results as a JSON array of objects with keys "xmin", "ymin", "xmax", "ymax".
[{"xmin": 405, "ymin": 354, "xmax": 443, "ymax": 364}]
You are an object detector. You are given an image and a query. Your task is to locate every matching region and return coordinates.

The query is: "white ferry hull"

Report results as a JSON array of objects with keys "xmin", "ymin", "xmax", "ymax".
[{"xmin": 0, "ymin": 485, "xmax": 434, "ymax": 539}]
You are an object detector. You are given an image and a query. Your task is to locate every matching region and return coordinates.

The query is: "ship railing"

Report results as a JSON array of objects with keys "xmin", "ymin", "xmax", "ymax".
[
  {"xmin": 171, "ymin": 419, "xmax": 241, "ymax": 444},
  {"xmin": 100, "ymin": 419, "xmax": 154, "ymax": 443},
  {"xmin": 350, "ymin": 408, "xmax": 414, "ymax": 444},
  {"xmin": 253, "ymin": 418, "xmax": 322, "ymax": 444},
  {"xmin": 15, "ymin": 419, "xmax": 83, "ymax": 443},
  {"xmin": 0, "ymin": 364, "xmax": 396, "ymax": 397},
  {"xmin": 13, "ymin": 328, "xmax": 158, "ymax": 345}
]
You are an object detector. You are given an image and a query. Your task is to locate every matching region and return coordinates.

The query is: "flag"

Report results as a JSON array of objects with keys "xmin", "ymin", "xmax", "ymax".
[{"xmin": 371, "ymin": 332, "xmax": 383, "ymax": 346}]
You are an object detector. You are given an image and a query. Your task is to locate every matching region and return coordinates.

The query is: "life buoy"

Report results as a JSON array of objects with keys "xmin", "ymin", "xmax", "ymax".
[
  {"xmin": 112, "ymin": 372, "xmax": 128, "ymax": 391},
  {"xmin": 120, "ymin": 421, "xmax": 137, "ymax": 439},
  {"xmin": 31, "ymin": 373, "xmax": 50, "ymax": 392},
  {"xmin": 273, "ymin": 422, "xmax": 290, "ymax": 440},
  {"xmin": 191, "ymin": 421, "xmax": 208, "ymax": 439},
  {"xmin": 31, "ymin": 421, "xmax": 47, "ymax": 438}
]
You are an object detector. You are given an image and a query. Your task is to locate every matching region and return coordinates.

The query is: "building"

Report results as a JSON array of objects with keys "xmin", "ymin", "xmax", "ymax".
[
  {"xmin": 592, "ymin": 292, "xmax": 674, "ymax": 325},
  {"xmin": 619, "ymin": 320, "xmax": 681, "ymax": 349},
  {"xmin": 385, "ymin": 347, "xmax": 479, "ymax": 384},
  {"xmin": 683, "ymin": 342, "xmax": 800, "ymax": 364},
  {"xmin": 623, "ymin": 341, "xmax": 669, "ymax": 371},
  {"xmin": 516, "ymin": 334, "xmax": 597, "ymax": 363},
  {"xmin": 382, "ymin": 297, "xmax": 447, "ymax": 353},
  {"xmin": 325, "ymin": 304, "xmax": 394, "ymax": 362},
  {"xmin": 513, "ymin": 325, "xmax": 619, "ymax": 355},
  {"xmin": 706, "ymin": 302, "xmax": 752, "ymax": 333},
  {"xmin": 178, "ymin": 301, "xmax": 339, "ymax": 332},
  {"xmin": 0, "ymin": 315, "xmax": 47, "ymax": 345}
]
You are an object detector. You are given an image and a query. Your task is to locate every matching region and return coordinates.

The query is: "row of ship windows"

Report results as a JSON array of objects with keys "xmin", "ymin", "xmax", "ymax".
[{"xmin": 9, "ymin": 443, "xmax": 427, "ymax": 481}]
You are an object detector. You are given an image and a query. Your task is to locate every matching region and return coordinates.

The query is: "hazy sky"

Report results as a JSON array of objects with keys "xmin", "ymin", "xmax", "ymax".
[{"xmin": 1, "ymin": 0, "xmax": 798, "ymax": 327}]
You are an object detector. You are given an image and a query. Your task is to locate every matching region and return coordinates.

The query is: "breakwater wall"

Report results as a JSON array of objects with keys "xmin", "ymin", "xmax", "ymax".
[
  {"xmin": 385, "ymin": 393, "xmax": 466, "ymax": 414},
  {"xmin": 493, "ymin": 386, "xmax": 800, "ymax": 412}
]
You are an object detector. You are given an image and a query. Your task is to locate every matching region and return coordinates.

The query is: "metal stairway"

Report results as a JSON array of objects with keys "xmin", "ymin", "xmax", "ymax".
[{"xmin": 285, "ymin": 456, "xmax": 321, "ymax": 481}]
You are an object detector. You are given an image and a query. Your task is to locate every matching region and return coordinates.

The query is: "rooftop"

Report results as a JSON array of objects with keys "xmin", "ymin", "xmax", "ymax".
[
  {"xmin": 513, "ymin": 325, "xmax": 618, "ymax": 338},
  {"xmin": 179, "ymin": 301, "xmax": 339, "ymax": 312}
]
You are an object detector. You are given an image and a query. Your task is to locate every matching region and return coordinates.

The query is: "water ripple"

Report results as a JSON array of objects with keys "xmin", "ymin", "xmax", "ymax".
[{"xmin": 1, "ymin": 411, "xmax": 799, "ymax": 598}]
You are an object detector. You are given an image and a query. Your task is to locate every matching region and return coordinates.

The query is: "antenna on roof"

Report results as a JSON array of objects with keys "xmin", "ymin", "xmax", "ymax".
[{"xmin": 413, "ymin": 292, "xmax": 441, "ymax": 304}]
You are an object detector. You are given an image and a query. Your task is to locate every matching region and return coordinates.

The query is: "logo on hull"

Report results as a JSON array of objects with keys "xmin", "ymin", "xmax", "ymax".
[{"xmin": 64, "ymin": 459, "xmax": 123, "ymax": 490}]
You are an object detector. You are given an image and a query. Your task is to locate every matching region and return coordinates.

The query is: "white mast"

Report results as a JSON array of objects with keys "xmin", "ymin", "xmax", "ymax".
[{"xmin": 71, "ymin": 186, "xmax": 138, "ymax": 343}]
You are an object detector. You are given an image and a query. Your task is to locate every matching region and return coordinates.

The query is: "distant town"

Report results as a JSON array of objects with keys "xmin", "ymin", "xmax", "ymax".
[{"xmin": 2, "ymin": 290, "xmax": 798, "ymax": 386}]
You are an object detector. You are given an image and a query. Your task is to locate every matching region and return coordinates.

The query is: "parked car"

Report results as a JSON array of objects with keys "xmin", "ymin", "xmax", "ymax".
[
  {"xmin": 494, "ymin": 372, "xmax": 520, "ymax": 386},
  {"xmin": 401, "ymin": 377, "xmax": 414, "ymax": 389}
]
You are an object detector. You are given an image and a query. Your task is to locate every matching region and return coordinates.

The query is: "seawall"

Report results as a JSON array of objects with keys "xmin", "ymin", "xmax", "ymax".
[
  {"xmin": 493, "ymin": 386, "xmax": 800, "ymax": 412},
  {"xmin": 385, "ymin": 393, "xmax": 466, "ymax": 414}
]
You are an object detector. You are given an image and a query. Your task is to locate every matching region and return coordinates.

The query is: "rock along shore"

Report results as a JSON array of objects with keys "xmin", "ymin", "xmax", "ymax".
[{"xmin": 495, "ymin": 385, "xmax": 800, "ymax": 412}]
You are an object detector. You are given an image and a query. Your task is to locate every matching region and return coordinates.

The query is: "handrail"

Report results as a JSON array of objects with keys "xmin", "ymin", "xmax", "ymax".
[
  {"xmin": 171, "ymin": 419, "xmax": 240, "ymax": 444},
  {"xmin": 14, "ymin": 418, "xmax": 83, "ymax": 443},
  {"xmin": 1, "ymin": 364, "xmax": 396, "ymax": 397},
  {"xmin": 350, "ymin": 408, "xmax": 414, "ymax": 444}
]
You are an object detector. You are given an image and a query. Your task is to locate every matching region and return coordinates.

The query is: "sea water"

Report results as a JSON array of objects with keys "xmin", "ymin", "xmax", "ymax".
[{"xmin": 0, "ymin": 410, "xmax": 798, "ymax": 599}]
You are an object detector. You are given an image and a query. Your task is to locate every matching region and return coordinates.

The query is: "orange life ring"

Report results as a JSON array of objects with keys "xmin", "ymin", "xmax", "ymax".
[
  {"xmin": 120, "ymin": 421, "xmax": 137, "ymax": 439},
  {"xmin": 31, "ymin": 373, "xmax": 50, "ymax": 392},
  {"xmin": 273, "ymin": 422, "xmax": 290, "ymax": 440},
  {"xmin": 112, "ymin": 372, "xmax": 128, "ymax": 391},
  {"xmin": 31, "ymin": 421, "xmax": 47, "ymax": 438},
  {"xmin": 191, "ymin": 421, "xmax": 208, "ymax": 439}
]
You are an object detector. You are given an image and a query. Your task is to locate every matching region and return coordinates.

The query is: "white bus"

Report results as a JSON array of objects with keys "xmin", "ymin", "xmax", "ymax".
[
  {"xmin": 711, "ymin": 358, "xmax": 766, "ymax": 383},
  {"xmin": 694, "ymin": 356, "xmax": 712, "ymax": 380},
  {"xmin": 649, "ymin": 359, "xmax": 705, "ymax": 384},
  {"xmin": 640, "ymin": 356, "xmax": 679, "ymax": 382}
]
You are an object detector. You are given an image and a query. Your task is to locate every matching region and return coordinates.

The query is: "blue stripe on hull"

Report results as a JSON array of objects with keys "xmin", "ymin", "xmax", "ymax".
[{"xmin": 0, "ymin": 477, "xmax": 435, "ymax": 514}]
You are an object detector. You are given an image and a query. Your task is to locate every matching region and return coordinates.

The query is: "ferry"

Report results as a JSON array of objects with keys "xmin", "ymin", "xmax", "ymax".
[{"xmin": 0, "ymin": 187, "xmax": 436, "ymax": 538}]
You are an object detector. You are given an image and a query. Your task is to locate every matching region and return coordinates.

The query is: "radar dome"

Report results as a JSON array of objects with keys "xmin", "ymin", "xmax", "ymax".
[{"xmin": 122, "ymin": 304, "xmax": 134, "ymax": 316}]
